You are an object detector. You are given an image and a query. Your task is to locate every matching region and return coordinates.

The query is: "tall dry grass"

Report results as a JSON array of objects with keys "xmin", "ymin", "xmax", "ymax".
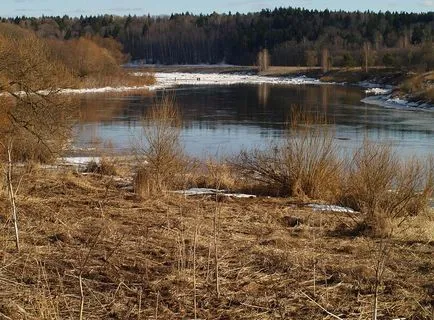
[
  {"xmin": 134, "ymin": 95, "xmax": 188, "ymax": 196},
  {"xmin": 340, "ymin": 141, "xmax": 399, "ymax": 215},
  {"xmin": 232, "ymin": 111, "xmax": 342, "ymax": 199},
  {"xmin": 231, "ymin": 111, "xmax": 433, "ymax": 238},
  {"xmin": 340, "ymin": 141, "xmax": 434, "ymax": 237}
]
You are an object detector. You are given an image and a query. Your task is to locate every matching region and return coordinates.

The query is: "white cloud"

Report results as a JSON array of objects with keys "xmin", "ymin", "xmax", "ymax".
[
  {"xmin": 107, "ymin": 7, "xmax": 144, "ymax": 12},
  {"xmin": 421, "ymin": 0, "xmax": 434, "ymax": 7},
  {"xmin": 15, "ymin": 7, "xmax": 52, "ymax": 12}
]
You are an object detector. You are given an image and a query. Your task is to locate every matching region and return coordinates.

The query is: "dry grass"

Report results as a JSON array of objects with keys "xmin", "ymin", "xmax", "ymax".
[
  {"xmin": 0, "ymin": 168, "xmax": 432, "ymax": 319},
  {"xmin": 400, "ymin": 71, "xmax": 434, "ymax": 103},
  {"xmin": 84, "ymin": 158, "xmax": 118, "ymax": 176},
  {"xmin": 340, "ymin": 142, "xmax": 434, "ymax": 237},
  {"xmin": 78, "ymin": 71, "xmax": 155, "ymax": 89},
  {"xmin": 188, "ymin": 160, "xmax": 238, "ymax": 190},
  {"xmin": 232, "ymin": 112, "xmax": 342, "ymax": 200},
  {"xmin": 134, "ymin": 95, "xmax": 189, "ymax": 196}
]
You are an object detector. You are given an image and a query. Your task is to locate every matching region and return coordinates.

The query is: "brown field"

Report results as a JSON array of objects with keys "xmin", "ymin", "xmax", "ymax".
[{"xmin": 0, "ymin": 165, "xmax": 433, "ymax": 319}]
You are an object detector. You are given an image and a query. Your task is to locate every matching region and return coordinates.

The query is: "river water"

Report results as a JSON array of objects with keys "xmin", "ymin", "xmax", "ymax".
[{"xmin": 74, "ymin": 83, "xmax": 434, "ymax": 159}]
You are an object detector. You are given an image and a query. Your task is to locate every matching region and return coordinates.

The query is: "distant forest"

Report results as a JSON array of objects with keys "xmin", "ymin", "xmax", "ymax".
[{"xmin": 2, "ymin": 7, "xmax": 434, "ymax": 69}]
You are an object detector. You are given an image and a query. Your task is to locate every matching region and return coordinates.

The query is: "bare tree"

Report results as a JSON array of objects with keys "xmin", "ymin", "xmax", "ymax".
[
  {"xmin": 0, "ymin": 25, "xmax": 75, "ymax": 251},
  {"xmin": 257, "ymin": 48, "xmax": 270, "ymax": 72},
  {"xmin": 363, "ymin": 42, "xmax": 371, "ymax": 73},
  {"xmin": 135, "ymin": 94, "xmax": 187, "ymax": 196},
  {"xmin": 321, "ymin": 48, "xmax": 330, "ymax": 73}
]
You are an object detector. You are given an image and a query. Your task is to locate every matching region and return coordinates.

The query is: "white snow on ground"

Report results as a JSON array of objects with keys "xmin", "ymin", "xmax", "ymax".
[
  {"xmin": 5, "ymin": 70, "xmax": 432, "ymax": 112},
  {"xmin": 60, "ymin": 86, "xmax": 150, "ymax": 94},
  {"xmin": 358, "ymin": 80, "xmax": 393, "ymax": 90},
  {"xmin": 360, "ymin": 80, "xmax": 433, "ymax": 111},
  {"xmin": 0, "ymin": 86, "xmax": 150, "ymax": 97},
  {"xmin": 172, "ymin": 188, "xmax": 256, "ymax": 198},
  {"xmin": 307, "ymin": 203, "xmax": 357, "ymax": 213},
  {"xmin": 223, "ymin": 193, "xmax": 257, "ymax": 198},
  {"xmin": 173, "ymin": 188, "xmax": 221, "ymax": 196},
  {"xmin": 365, "ymin": 87, "xmax": 392, "ymax": 95},
  {"xmin": 0, "ymin": 72, "xmax": 326, "ymax": 96},
  {"xmin": 135, "ymin": 72, "xmax": 327, "ymax": 90},
  {"xmin": 60, "ymin": 157, "xmax": 100, "ymax": 165},
  {"xmin": 362, "ymin": 95, "xmax": 434, "ymax": 111}
]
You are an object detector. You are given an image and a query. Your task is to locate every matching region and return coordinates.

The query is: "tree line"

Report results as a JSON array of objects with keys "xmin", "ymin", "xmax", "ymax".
[
  {"xmin": 2, "ymin": 7, "xmax": 434, "ymax": 70},
  {"xmin": 0, "ymin": 22, "xmax": 152, "ymax": 165}
]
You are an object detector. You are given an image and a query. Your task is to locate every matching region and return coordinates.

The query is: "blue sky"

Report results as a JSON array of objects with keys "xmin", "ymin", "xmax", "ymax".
[{"xmin": 1, "ymin": 0, "xmax": 433, "ymax": 17}]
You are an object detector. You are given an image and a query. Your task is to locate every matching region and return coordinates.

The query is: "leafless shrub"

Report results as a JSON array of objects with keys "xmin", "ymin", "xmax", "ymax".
[
  {"xmin": 191, "ymin": 160, "xmax": 237, "ymax": 190},
  {"xmin": 341, "ymin": 141, "xmax": 434, "ymax": 237},
  {"xmin": 340, "ymin": 141, "xmax": 399, "ymax": 216},
  {"xmin": 0, "ymin": 27, "xmax": 76, "ymax": 251},
  {"xmin": 232, "ymin": 111, "xmax": 342, "ymax": 199},
  {"xmin": 84, "ymin": 158, "xmax": 118, "ymax": 176},
  {"xmin": 134, "ymin": 95, "xmax": 187, "ymax": 196},
  {"xmin": 0, "ymin": 31, "xmax": 76, "ymax": 164}
]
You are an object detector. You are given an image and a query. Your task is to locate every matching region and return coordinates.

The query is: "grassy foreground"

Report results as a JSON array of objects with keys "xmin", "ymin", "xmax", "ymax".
[{"xmin": 0, "ymin": 166, "xmax": 433, "ymax": 319}]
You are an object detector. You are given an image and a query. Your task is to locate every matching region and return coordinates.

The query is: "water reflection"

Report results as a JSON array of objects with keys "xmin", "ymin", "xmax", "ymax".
[
  {"xmin": 257, "ymin": 83, "xmax": 270, "ymax": 106},
  {"xmin": 74, "ymin": 84, "xmax": 434, "ymax": 158}
]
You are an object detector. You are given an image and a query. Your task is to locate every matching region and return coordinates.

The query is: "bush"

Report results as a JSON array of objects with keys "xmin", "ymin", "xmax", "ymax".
[
  {"xmin": 340, "ymin": 141, "xmax": 433, "ymax": 237},
  {"xmin": 382, "ymin": 53, "xmax": 396, "ymax": 67},
  {"xmin": 232, "ymin": 112, "xmax": 342, "ymax": 199},
  {"xmin": 0, "ymin": 29, "xmax": 75, "ymax": 164},
  {"xmin": 134, "ymin": 95, "xmax": 187, "ymax": 196},
  {"xmin": 84, "ymin": 158, "xmax": 118, "ymax": 176},
  {"xmin": 47, "ymin": 37, "xmax": 120, "ymax": 79},
  {"xmin": 343, "ymin": 53, "xmax": 357, "ymax": 67}
]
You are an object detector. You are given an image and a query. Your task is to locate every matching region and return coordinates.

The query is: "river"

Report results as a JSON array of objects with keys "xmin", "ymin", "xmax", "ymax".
[{"xmin": 73, "ymin": 81, "xmax": 434, "ymax": 159}]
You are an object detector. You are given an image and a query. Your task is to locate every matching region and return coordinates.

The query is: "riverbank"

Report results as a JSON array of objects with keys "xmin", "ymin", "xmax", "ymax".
[
  {"xmin": 0, "ymin": 164, "xmax": 432, "ymax": 319},
  {"xmin": 128, "ymin": 64, "xmax": 405, "ymax": 85},
  {"xmin": 58, "ymin": 66, "xmax": 433, "ymax": 112},
  {"xmin": 130, "ymin": 65, "xmax": 433, "ymax": 111}
]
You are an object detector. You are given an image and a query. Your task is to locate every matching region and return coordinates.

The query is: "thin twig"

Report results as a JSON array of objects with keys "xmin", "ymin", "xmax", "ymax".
[
  {"xmin": 138, "ymin": 288, "xmax": 142, "ymax": 320},
  {"xmin": 6, "ymin": 140, "xmax": 20, "ymax": 252},
  {"xmin": 155, "ymin": 291, "xmax": 159, "ymax": 320},
  {"xmin": 214, "ymin": 203, "xmax": 220, "ymax": 298},
  {"xmin": 300, "ymin": 291, "xmax": 344, "ymax": 320},
  {"xmin": 193, "ymin": 224, "xmax": 199, "ymax": 320},
  {"xmin": 0, "ymin": 311, "xmax": 13, "ymax": 320},
  {"xmin": 79, "ymin": 273, "xmax": 84, "ymax": 320}
]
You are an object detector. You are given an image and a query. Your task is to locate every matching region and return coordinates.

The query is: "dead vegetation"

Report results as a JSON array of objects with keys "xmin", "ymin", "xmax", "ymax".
[
  {"xmin": 232, "ymin": 112, "xmax": 342, "ymax": 200},
  {"xmin": 134, "ymin": 95, "xmax": 190, "ymax": 197},
  {"xmin": 0, "ymin": 168, "xmax": 433, "ymax": 319},
  {"xmin": 0, "ymin": 105, "xmax": 432, "ymax": 318},
  {"xmin": 1, "ymin": 104, "xmax": 431, "ymax": 319},
  {"xmin": 400, "ymin": 71, "xmax": 434, "ymax": 104},
  {"xmin": 0, "ymin": 22, "xmax": 155, "ymax": 92},
  {"xmin": 0, "ymin": 29, "xmax": 432, "ymax": 316},
  {"xmin": 339, "ymin": 142, "xmax": 434, "ymax": 237}
]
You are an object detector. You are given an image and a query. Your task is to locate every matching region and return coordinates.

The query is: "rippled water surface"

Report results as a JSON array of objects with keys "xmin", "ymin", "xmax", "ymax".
[{"xmin": 74, "ymin": 84, "xmax": 434, "ymax": 159}]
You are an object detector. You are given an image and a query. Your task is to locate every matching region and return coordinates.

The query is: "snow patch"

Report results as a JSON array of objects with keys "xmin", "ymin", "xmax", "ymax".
[
  {"xmin": 172, "ymin": 188, "xmax": 256, "ymax": 198},
  {"xmin": 365, "ymin": 87, "xmax": 392, "ymax": 95},
  {"xmin": 307, "ymin": 203, "xmax": 357, "ymax": 213},
  {"xmin": 362, "ymin": 95, "xmax": 434, "ymax": 112},
  {"xmin": 135, "ymin": 72, "xmax": 328, "ymax": 90},
  {"xmin": 60, "ymin": 86, "xmax": 149, "ymax": 94},
  {"xmin": 358, "ymin": 81, "xmax": 393, "ymax": 90},
  {"xmin": 60, "ymin": 157, "xmax": 100, "ymax": 165}
]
